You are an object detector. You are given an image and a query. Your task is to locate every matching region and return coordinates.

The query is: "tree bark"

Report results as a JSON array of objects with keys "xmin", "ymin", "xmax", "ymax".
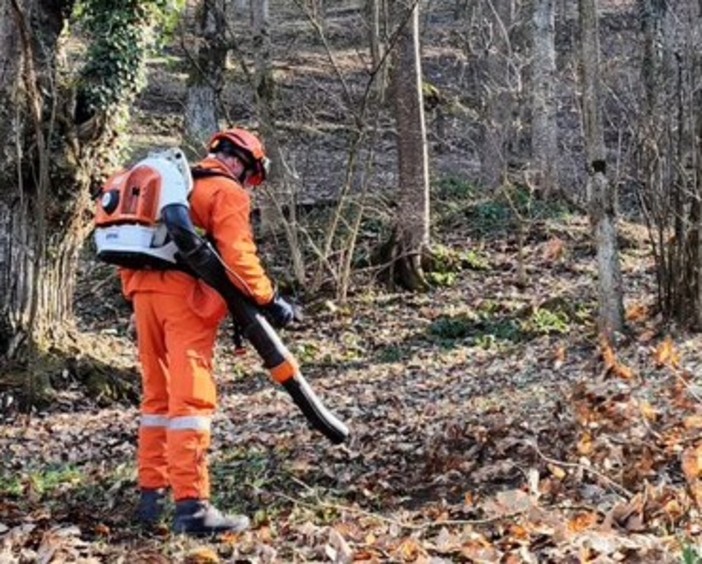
[
  {"xmin": 579, "ymin": 0, "xmax": 624, "ymax": 338},
  {"xmin": 476, "ymin": 0, "xmax": 515, "ymax": 191},
  {"xmin": 0, "ymin": 0, "xmax": 80, "ymax": 365},
  {"xmin": 252, "ymin": 0, "xmax": 279, "ymax": 236},
  {"xmin": 184, "ymin": 0, "xmax": 227, "ymax": 155},
  {"xmin": 366, "ymin": 0, "xmax": 390, "ymax": 100},
  {"xmin": 367, "ymin": 0, "xmax": 385, "ymax": 69},
  {"xmin": 531, "ymin": 0, "xmax": 559, "ymax": 197},
  {"xmin": 385, "ymin": 0, "xmax": 431, "ymax": 291}
]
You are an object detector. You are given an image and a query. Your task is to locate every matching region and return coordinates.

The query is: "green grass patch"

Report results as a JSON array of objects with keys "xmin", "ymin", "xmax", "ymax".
[
  {"xmin": 427, "ymin": 298, "xmax": 589, "ymax": 349},
  {"xmin": 434, "ymin": 177, "xmax": 475, "ymax": 201},
  {"xmin": 683, "ymin": 543, "xmax": 702, "ymax": 564},
  {"xmin": 0, "ymin": 465, "xmax": 84, "ymax": 499},
  {"xmin": 293, "ymin": 341, "xmax": 321, "ymax": 363},
  {"xmin": 211, "ymin": 448, "xmax": 292, "ymax": 517},
  {"xmin": 424, "ymin": 244, "xmax": 490, "ymax": 288},
  {"xmin": 523, "ymin": 307, "xmax": 571, "ymax": 335},
  {"xmin": 376, "ymin": 345, "xmax": 405, "ymax": 363},
  {"xmin": 428, "ymin": 311, "xmax": 524, "ymax": 350},
  {"xmin": 212, "ymin": 446, "xmax": 348, "ymax": 528},
  {"xmin": 435, "ymin": 180, "xmax": 576, "ymax": 237}
]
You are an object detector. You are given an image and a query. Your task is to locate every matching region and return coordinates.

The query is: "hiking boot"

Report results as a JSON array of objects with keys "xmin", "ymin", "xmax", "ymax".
[
  {"xmin": 173, "ymin": 499, "xmax": 250, "ymax": 536},
  {"xmin": 136, "ymin": 488, "xmax": 168, "ymax": 527}
]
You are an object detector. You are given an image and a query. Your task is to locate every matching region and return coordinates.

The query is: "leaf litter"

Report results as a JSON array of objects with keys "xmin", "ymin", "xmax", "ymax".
[{"xmin": 1, "ymin": 216, "xmax": 700, "ymax": 562}]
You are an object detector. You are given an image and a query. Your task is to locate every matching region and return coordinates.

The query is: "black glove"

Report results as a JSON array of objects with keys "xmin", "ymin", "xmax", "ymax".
[{"xmin": 265, "ymin": 295, "xmax": 295, "ymax": 328}]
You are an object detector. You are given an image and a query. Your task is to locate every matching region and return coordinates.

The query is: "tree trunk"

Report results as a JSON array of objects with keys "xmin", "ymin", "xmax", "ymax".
[
  {"xmin": 634, "ymin": 0, "xmax": 702, "ymax": 327},
  {"xmin": 366, "ymin": 0, "xmax": 390, "ymax": 100},
  {"xmin": 640, "ymin": 0, "xmax": 666, "ymax": 115},
  {"xmin": 184, "ymin": 0, "xmax": 228, "ymax": 155},
  {"xmin": 476, "ymin": 0, "xmax": 515, "ymax": 190},
  {"xmin": 579, "ymin": 0, "xmax": 624, "ymax": 338},
  {"xmin": 385, "ymin": 0, "xmax": 431, "ymax": 291},
  {"xmin": 368, "ymin": 0, "xmax": 383, "ymax": 68},
  {"xmin": 252, "ymin": 0, "xmax": 278, "ymax": 236},
  {"xmin": 531, "ymin": 0, "xmax": 559, "ymax": 197},
  {"xmin": 0, "ymin": 0, "xmax": 80, "ymax": 365},
  {"xmin": 0, "ymin": 0, "xmax": 160, "ymax": 405}
]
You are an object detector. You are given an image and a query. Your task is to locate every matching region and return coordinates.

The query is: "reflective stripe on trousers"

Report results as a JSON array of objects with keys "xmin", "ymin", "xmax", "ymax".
[
  {"xmin": 140, "ymin": 414, "xmax": 169, "ymax": 428},
  {"xmin": 169, "ymin": 415, "xmax": 211, "ymax": 432},
  {"xmin": 140, "ymin": 414, "xmax": 211, "ymax": 431}
]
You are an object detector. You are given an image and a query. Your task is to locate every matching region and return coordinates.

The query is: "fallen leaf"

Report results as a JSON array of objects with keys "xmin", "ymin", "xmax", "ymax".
[
  {"xmin": 567, "ymin": 512, "xmax": 599, "ymax": 533},
  {"xmin": 553, "ymin": 345, "xmax": 566, "ymax": 369},
  {"xmin": 599, "ymin": 338, "xmax": 635, "ymax": 379},
  {"xmin": 638, "ymin": 400, "xmax": 658, "ymax": 422},
  {"xmin": 577, "ymin": 432, "xmax": 594, "ymax": 456},
  {"xmin": 681, "ymin": 443, "xmax": 702, "ymax": 506},
  {"xmin": 542, "ymin": 237, "xmax": 565, "ymax": 262},
  {"xmin": 327, "ymin": 528, "xmax": 353, "ymax": 564},
  {"xmin": 392, "ymin": 537, "xmax": 427, "ymax": 561},
  {"xmin": 508, "ymin": 523, "xmax": 530, "ymax": 540},
  {"xmin": 654, "ymin": 336, "xmax": 681, "ymax": 368},
  {"xmin": 681, "ymin": 444, "xmax": 702, "ymax": 481},
  {"xmin": 482, "ymin": 489, "xmax": 534, "ymax": 518},
  {"xmin": 184, "ymin": 547, "xmax": 220, "ymax": 564},
  {"xmin": 626, "ymin": 303, "xmax": 649, "ymax": 322},
  {"xmin": 613, "ymin": 363, "xmax": 635, "ymax": 380},
  {"xmin": 94, "ymin": 523, "xmax": 110, "ymax": 536},
  {"xmin": 461, "ymin": 538, "xmax": 502, "ymax": 562},
  {"xmin": 684, "ymin": 415, "xmax": 702, "ymax": 430},
  {"xmin": 548, "ymin": 463, "xmax": 567, "ymax": 480},
  {"xmin": 638, "ymin": 329, "xmax": 657, "ymax": 343},
  {"xmin": 600, "ymin": 339, "xmax": 617, "ymax": 371}
]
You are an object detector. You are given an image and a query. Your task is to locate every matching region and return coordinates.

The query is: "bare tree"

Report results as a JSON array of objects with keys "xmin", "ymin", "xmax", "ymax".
[
  {"xmin": 365, "ymin": 0, "xmax": 390, "ymax": 103},
  {"xmin": 368, "ymin": 0, "xmax": 384, "ymax": 69},
  {"xmin": 579, "ymin": 0, "xmax": 624, "ymax": 338},
  {"xmin": 636, "ymin": 0, "xmax": 702, "ymax": 328},
  {"xmin": 183, "ymin": 0, "xmax": 228, "ymax": 154},
  {"xmin": 531, "ymin": 0, "xmax": 559, "ymax": 197},
  {"xmin": 252, "ymin": 0, "xmax": 282, "ymax": 236},
  {"xmin": 382, "ymin": 0, "xmax": 431, "ymax": 291},
  {"xmin": 470, "ymin": 0, "xmax": 526, "ymax": 191}
]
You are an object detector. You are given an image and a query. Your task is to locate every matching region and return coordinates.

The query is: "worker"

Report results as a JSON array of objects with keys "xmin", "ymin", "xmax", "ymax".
[{"xmin": 120, "ymin": 128, "xmax": 294, "ymax": 535}]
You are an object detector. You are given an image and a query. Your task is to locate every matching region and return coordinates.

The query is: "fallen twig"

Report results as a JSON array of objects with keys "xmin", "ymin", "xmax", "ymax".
[{"xmin": 527, "ymin": 438, "xmax": 634, "ymax": 500}]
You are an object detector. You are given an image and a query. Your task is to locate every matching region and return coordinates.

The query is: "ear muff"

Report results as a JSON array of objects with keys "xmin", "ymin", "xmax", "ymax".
[{"xmin": 246, "ymin": 157, "xmax": 270, "ymax": 187}]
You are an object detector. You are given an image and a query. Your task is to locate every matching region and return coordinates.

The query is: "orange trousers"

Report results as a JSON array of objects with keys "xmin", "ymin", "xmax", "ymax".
[{"xmin": 133, "ymin": 291, "xmax": 221, "ymax": 501}]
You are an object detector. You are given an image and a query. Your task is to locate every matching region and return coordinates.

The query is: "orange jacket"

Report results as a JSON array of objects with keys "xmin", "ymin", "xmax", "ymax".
[{"xmin": 121, "ymin": 157, "xmax": 276, "ymax": 309}]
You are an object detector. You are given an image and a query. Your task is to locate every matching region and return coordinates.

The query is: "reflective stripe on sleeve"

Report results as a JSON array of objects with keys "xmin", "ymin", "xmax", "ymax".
[
  {"xmin": 169, "ymin": 415, "xmax": 211, "ymax": 432},
  {"xmin": 140, "ymin": 414, "xmax": 169, "ymax": 428}
]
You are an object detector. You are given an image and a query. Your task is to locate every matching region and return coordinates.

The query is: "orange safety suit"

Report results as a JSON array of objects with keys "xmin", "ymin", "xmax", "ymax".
[{"xmin": 121, "ymin": 157, "xmax": 275, "ymax": 501}]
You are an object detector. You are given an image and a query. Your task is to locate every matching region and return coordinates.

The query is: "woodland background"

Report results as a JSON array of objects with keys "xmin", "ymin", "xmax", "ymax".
[{"xmin": 2, "ymin": 0, "xmax": 702, "ymax": 561}]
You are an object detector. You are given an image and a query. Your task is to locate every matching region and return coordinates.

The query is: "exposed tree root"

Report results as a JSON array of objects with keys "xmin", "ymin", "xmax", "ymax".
[
  {"xmin": 0, "ymin": 325, "xmax": 139, "ymax": 412},
  {"xmin": 374, "ymin": 227, "xmax": 434, "ymax": 292}
]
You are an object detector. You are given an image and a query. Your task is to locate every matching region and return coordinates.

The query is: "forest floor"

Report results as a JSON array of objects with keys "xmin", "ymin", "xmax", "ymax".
[
  {"xmin": 2, "ymin": 0, "xmax": 701, "ymax": 562},
  {"xmin": 2, "ymin": 203, "xmax": 702, "ymax": 562}
]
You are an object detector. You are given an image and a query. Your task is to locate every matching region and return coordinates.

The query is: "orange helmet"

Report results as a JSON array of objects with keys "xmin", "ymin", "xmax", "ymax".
[{"xmin": 208, "ymin": 127, "xmax": 270, "ymax": 186}]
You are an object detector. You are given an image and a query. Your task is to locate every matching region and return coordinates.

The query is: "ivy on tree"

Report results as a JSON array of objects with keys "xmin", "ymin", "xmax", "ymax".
[{"xmin": 74, "ymin": 0, "xmax": 168, "ymax": 123}]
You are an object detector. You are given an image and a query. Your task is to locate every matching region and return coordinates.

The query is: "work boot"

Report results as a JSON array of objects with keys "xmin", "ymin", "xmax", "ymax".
[
  {"xmin": 173, "ymin": 499, "xmax": 250, "ymax": 536},
  {"xmin": 136, "ymin": 488, "xmax": 168, "ymax": 528}
]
